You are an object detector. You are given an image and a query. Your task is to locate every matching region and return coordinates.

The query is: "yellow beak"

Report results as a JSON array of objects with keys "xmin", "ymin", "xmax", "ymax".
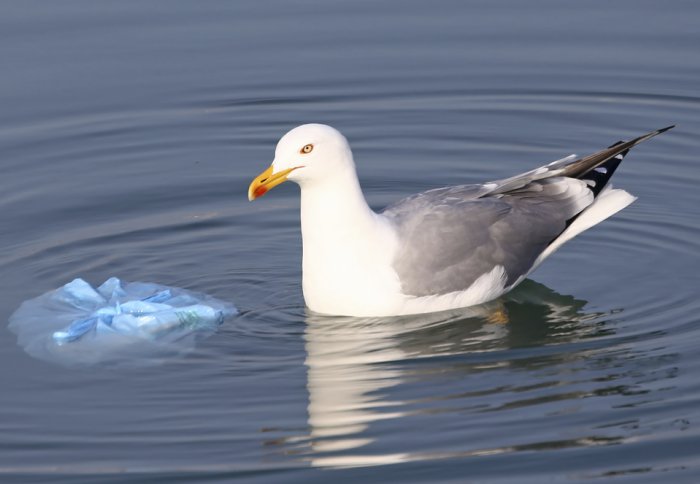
[{"xmin": 247, "ymin": 165, "xmax": 299, "ymax": 201}]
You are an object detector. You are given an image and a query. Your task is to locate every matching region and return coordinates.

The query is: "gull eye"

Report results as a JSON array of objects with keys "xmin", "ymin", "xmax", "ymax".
[{"xmin": 300, "ymin": 144, "xmax": 314, "ymax": 154}]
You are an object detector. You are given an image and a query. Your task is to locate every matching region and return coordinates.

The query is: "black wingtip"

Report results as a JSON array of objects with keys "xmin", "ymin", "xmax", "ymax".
[{"xmin": 628, "ymin": 124, "xmax": 676, "ymax": 147}]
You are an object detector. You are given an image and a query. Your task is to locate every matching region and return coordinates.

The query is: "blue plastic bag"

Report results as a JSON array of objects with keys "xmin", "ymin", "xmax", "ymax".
[{"xmin": 8, "ymin": 277, "xmax": 237, "ymax": 366}]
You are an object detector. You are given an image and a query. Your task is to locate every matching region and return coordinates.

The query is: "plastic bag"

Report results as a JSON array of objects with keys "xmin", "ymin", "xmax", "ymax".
[{"xmin": 8, "ymin": 277, "xmax": 237, "ymax": 366}]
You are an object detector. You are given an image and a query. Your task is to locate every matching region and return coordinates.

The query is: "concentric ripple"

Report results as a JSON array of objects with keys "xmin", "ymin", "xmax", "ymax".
[{"xmin": 1, "ymin": 84, "xmax": 699, "ymax": 481}]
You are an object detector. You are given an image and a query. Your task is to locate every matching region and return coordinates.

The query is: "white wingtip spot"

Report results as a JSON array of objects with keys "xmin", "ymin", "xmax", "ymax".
[
  {"xmin": 614, "ymin": 154, "xmax": 624, "ymax": 160},
  {"xmin": 594, "ymin": 167, "xmax": 607, "ymax": 174}
]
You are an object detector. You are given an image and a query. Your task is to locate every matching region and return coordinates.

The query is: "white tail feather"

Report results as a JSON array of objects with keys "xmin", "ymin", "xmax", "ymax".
[{"xmin": 531, "ymin": 186, "xmax": 637, "ymax": 270}]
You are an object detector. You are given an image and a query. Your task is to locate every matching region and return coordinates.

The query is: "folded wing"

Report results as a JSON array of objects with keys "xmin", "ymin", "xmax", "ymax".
[{"xmin": 382, "ymin": 126, "xmax": 674, "ymax": 297}]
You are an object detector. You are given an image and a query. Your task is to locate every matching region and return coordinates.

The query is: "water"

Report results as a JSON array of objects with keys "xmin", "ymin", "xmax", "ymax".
[{"xmin": 1, "ymin": 1, "xmax": 699, "ymax": 482}]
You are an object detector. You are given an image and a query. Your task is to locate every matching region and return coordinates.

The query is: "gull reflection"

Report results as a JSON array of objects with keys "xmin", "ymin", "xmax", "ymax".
[{"xmin": 301, "ymin": 280, "xmax": 608, "ymax": 465}]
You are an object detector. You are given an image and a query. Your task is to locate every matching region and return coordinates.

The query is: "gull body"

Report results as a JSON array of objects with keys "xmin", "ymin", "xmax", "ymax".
[{"xmin": 248, "ymin": 124, "xmax": 673, "ymax": 317}]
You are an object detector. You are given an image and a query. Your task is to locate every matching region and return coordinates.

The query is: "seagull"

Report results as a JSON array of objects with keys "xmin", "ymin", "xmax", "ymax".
[{"xmin": 248, "ymin": 124, "xmax": 674, "ymax": 317}]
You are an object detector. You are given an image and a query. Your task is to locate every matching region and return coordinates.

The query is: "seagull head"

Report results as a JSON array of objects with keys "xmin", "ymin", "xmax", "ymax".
[{"xmin": 248, "ymin": 124, "xmax": 353, "ymax": 201}]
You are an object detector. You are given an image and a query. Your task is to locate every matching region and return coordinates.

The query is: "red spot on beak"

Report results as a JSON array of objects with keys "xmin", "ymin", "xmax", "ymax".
[{"xmin": 254, "ymin": 185, "xmax": 268, "ymax": 198}]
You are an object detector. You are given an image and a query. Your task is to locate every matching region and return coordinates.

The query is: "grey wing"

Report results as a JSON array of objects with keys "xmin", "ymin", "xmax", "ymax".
[
  {"xmin": 382, "ymin": 125, "xmax": 674, "ymax": 297},
  {"xmin": 383, "ymin": 177, "xmax": 593, "ymax": 297}
]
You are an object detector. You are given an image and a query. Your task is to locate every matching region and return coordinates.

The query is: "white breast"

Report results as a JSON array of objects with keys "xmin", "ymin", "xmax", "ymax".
[{"xmin": 298, "ymin": 173, "xmax": 406, "ymax": 316}]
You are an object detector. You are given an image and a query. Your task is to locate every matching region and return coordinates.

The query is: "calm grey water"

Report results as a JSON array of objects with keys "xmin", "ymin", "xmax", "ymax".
[{"xmin": 2, "ymin": 1, "xmax": 699, "ymax": 482}]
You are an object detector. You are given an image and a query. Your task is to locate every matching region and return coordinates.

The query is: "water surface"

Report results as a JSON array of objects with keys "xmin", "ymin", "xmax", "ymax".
[{"xmin": 1, "ymin": 1, "xmax": 699, "ymax": 482}]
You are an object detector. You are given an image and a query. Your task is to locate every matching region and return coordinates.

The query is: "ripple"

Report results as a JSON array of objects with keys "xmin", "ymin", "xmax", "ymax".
[{"xmin": 2, "ymin": 78, "xmax": 699, "ymax": 479}]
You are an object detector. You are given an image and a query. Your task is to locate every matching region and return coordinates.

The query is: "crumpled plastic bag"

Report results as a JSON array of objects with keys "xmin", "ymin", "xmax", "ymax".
[{"xmin": 8, "ymin": 277, "xmax": 237, "ymax": 366}]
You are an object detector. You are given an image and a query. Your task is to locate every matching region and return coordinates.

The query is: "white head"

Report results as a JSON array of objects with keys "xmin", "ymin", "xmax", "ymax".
[{"xmin": 248, "ymin": 124, "xmax": 354, "ymax": 200}]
